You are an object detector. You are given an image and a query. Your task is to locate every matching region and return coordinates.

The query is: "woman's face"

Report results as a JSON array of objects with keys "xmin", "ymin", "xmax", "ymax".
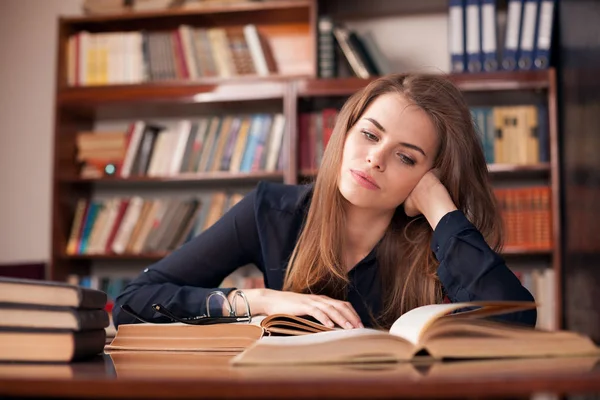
[{"xmin": 338, "ymin": 93, "xmax": 440, "ymax": 212}]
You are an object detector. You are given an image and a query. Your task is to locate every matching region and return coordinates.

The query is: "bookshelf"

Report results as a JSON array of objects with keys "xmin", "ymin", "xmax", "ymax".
[{"xmin": 51, "ymin": 0, "xmax": 562, "ymax": 329}]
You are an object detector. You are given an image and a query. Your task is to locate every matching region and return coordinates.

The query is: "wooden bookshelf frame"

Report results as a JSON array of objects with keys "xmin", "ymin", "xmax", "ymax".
[{"xmin": 51, "ymin": 0, "xmax": 563, "ymax": 328}]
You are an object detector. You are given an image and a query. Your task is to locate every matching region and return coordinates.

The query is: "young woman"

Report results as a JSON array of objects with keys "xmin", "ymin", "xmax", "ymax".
[{"xmin": 113, "ymin": 73, "xmax": 536, "ymax": 330}]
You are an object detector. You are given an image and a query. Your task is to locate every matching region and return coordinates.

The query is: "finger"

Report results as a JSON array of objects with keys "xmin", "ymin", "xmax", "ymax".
[
  {"xmin": 305, "ymin": 305, "xmax": 335, "ymax": 328},
  {"xmin": 317, "ymin": 296, "xmax": 362, "ymax": 326},
  {"xmin": 320, "ymin": 298, "xmax": 363, "ymax": 328},
  {"xmin": 314, "ymin": 301, "xmax": 354, "ymax": 330}
]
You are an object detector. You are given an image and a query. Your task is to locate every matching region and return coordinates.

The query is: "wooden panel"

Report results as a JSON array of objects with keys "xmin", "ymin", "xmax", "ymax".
[
  {"xmin": 559, "ymin": 0, "xmax": 600, "ymax": 342},
  {"xmin": 0, "ymin": 263, "xmax": 45, "ymax": 280},
  {"xmin": 261, "ymin": 24, "xmax": 314, "ymax": 76}
]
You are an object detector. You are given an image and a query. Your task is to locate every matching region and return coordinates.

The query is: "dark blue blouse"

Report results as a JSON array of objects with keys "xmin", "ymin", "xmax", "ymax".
[{"xmin": 113, "ymin": 181, "xmax": 536, "ymax": 328}]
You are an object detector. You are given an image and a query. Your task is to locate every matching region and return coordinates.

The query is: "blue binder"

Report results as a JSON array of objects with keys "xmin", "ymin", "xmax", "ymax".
[
  {"xmin": 466, "ymin": 0, "xmax": 482, "ymax": 72},
  {"xmin": 480, "ymin": 0, "xmax": 499, "ymax": 72},
  {"xmin": 532, "ymin": 0, "xmax": 556, "ymax": 69},
  {"xmin": 501, "ymin": 0, "xmax": 524, "ymax": 71},
  {"xmin": 517, "ymin": 0, "xmax": 540, "ymax": 70},
  {"xmin": 449, "ymin": 0, "xmax": 467, "ymax": 73}
]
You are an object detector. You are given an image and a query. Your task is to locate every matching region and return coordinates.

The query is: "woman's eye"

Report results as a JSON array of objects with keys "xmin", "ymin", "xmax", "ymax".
[
  {"xmin": 398, "ymin": 154, "xmax": 415, "ymax": 166},
  {"xmin": 361, "ymin": 130, "xmax": 378, "ymax": 141}
]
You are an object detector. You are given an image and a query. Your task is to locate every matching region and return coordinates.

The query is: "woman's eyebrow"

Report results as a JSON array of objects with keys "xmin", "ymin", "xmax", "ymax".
[
  {"xmin": 364, "ymin": 117, "xmax": 426, "ymax": 157},
  {"xmin": 364, "ymin": 117, "xmax": 386, "ymax": 132},
  {"xmin": 400, "ymin": 142, "xmax": 426, "ymax": 157}
]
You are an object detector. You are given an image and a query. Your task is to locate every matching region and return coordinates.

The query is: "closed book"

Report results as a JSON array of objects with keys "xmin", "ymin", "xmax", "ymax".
[
  {"xmin": 105, "ymin": 313, "xmax": 333, "ymax": 352},
  {"xmin": 0, "ymin": 303, "xmax": 109, "ymax": 331},
  {"xmin": 0, "ymin": 277, "xmax": 107, "ymax": 310},
  {"xmin": 0, "ymin": 328, "xmax": 106, "ymax": 362}
]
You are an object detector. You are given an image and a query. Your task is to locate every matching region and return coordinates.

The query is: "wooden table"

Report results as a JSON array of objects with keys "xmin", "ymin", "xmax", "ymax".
[{"xmin": 1, "ymin": 352, "xmax": 600, "ymax": 399}]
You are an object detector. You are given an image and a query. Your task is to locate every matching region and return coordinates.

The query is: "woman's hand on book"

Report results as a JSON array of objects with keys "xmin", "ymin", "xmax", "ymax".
[
  {"xmin": 403, "ymin": 169, "xmax": 457, "ymax": 230},
  {"xmin": 242, "ymin": 289, "xmax": 364, "ymax": 329}
]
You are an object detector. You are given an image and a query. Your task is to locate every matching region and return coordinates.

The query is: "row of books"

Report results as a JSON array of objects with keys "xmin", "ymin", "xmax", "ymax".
[
  {"xmin": 495, "ymin": 186, "xmax": 552, "ymax": 250},
  {"xmin": 298, "ymin": 108, "xmax": 337, "ymax": 171},
  {"xmin": 449, "ymin": 0, "xmax": 556, "ymax": 73},
  {"xmin": 472, "ymin": 104, "xmax": 549, "ymax": 165},
  {"xmin": 77, "ymin": 114, "xmax": 286, "ymax": 179},
  {"xmin": 67, "ymin": 24, "xmax": 276, "ymax": 86},
  {"xmin": 66, "ymin": 192, "xmax": 244, "ymax": 256},
  {"xmin": 515, "ymin": 267, "xmax": 555, "ymax": 330},
  {"xmin": 317, "ymin": 18, "xmax": 391, "ymax": 79},
  {"xmin": 65, "ymin": 185, "xmax": 551, "ymax": 257}
]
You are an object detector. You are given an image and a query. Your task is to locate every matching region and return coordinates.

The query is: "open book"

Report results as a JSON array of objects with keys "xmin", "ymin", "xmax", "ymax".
[
  {"xmin": 106, "ymin": 313, "xmax": 334, "ymax": 352},
  {"xmin": 231, "ymin": 301, "xmax": 600, "ymax": 365}
]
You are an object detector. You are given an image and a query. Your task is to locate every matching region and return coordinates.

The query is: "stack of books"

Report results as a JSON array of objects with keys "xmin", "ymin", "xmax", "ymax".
[{"xmin": 0, "ymin": 277, "xmax": 109, "ymax": 362}]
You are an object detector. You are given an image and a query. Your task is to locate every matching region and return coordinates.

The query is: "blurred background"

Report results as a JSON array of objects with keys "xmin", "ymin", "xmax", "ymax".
[{"xmin": 0, "ymin": 0, "xmax": 599, "ymax": 342}]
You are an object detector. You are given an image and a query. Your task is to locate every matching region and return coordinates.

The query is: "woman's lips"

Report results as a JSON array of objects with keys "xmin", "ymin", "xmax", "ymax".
[{"xmin": 350, "ymin": 169, "xmax": 380, "ymax": 190}]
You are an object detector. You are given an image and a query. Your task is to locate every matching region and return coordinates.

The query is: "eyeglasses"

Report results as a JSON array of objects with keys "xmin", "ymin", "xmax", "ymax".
[{"xmin": 120, "ymin": 290, "xmax": 252, "ymax": 326}]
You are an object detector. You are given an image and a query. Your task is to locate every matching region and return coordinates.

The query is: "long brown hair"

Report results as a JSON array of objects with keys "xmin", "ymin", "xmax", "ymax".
[{"xmin": 283, "ymin": 73, "xmax": 502, "ymax": 328}]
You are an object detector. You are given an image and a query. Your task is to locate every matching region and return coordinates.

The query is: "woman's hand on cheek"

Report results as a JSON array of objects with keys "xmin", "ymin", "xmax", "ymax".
[{"xmin": 403, "ymin": 169, "xmax": 458, "ymax": 230}]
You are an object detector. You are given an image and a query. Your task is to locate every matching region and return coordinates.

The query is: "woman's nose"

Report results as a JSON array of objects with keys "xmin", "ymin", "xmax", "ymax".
[{"xmin": 367, "ymin": 150, "xmax": 385, "ymax": 172}]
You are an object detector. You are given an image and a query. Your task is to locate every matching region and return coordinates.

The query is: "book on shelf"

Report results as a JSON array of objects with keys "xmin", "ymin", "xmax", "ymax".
[
  {"xmin": 231, "ymin": 301, "xmax": 599, "ymax": 366},
  {"xmin": 105, "ymin": 301, "xmax": 599, "ymax": 366},
  {"xmin": 75, "ymin": 114, "xmax": 286, "ymax": 179},
  {"xmin": 0, "ymin": 277, "xmax": 109, "ymax": 362},
  {"xmin": 65, "ymin": 191, "xmax": 245, "ymax": 256},
  {"xmin": 495, "ymin": 186, "xmax": 552, "ymax": 251},
  {"xmin": 515, "ymin": 267, "xmax": 555, "ymax": 330},
  {"xmin": 66, "ymin": 23, "xmax": 279, "ymax": 86}
]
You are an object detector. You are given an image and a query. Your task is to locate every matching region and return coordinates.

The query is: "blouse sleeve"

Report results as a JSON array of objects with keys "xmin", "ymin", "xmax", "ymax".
[
  {"xmin": 432, "ymin": 210, "xmax": 537, "ymax": 327},
  {"xmin": 112, "ymin": 189, "xmax": 262, "ymax": 328}
]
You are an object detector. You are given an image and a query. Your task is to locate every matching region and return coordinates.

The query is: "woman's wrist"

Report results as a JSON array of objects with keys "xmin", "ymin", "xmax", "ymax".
[
  {"xmin": 419, "ymin": 184, "xmax": 457, "ymax": 230},
  {"xmin": 226, "ymin": 288, "xmax": 268, "ymax": 316}
]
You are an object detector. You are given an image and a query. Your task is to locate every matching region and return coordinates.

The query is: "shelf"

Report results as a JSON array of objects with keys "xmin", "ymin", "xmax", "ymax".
[
  {"xmin": 487, "ymin": 163, "xmax": 550, "ymax": 173},
  {"xmin": 300, "ymin": 163, "xmax": 551, "ymax": 179},
  {"xmin": 57, "ymin": 69, "xmax": 553, "ymax": 108},
  {"xmin": 58, "ymin": 78, "xmax": 294, "ymax": 107},
  {"xmin": 59, "ymin": 171, "xmax": 285, "ymax": 185},
  {"xmin": 502, "ymin": 247, "xmax": 553, "ymax": 256},
  {"xmin": 61, "ymin": 253, "xmax": 167, "ymax": 261},
  {"xmin": 61, "ymin": 247, "xmax": 551, "ymax": 262},
  {"xmin": 449, "ymin": 69, "xmax": 552, "ymax": 91},
  {"xmin": 62, "ymin": 0, "xmax": 313, "ymax": 25},
  {"xmin": 296, "ymin": 70, "xmax": 552, "ymax": 97}
]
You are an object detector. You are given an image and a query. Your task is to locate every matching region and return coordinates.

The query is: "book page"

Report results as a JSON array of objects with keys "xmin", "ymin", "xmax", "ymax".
[
  {"xmin": 250, "ymin": 328, "xmax": 388, "ymax": 347},
  {"xmin": 388, "ymin": 304, "xmax": 470, "ymax": 345},
  {"xmin": 388, "ymin": 301, "xmax": 536, "ymax": 345}
]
